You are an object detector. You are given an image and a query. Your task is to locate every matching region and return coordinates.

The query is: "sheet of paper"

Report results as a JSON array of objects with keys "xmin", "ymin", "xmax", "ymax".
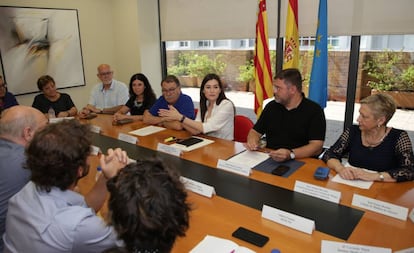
[
  {"xmin": 227, "ymin": 150, "xmax": 269, "ymax": 168},
  {"xmin": 190, "ymin": 235, "xmax": 255, "ymax": 253},
  {"xmin": 331, "ymin": 174, "xmax": 373, "ymax": 189},
  {"xmin": 129, "ymin": 125, "xmax": 166, "ymax": 136}
]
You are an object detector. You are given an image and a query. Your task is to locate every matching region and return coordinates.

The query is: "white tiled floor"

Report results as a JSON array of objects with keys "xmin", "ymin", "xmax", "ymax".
[{"xmin": 182, "ymin": 87, "xmax": 414, "ymax": 145}]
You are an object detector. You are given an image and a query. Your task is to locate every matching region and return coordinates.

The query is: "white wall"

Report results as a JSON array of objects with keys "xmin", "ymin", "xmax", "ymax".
[{"xmin": 0, "ymin": 0, "xmax": 162, "ymax": 107}]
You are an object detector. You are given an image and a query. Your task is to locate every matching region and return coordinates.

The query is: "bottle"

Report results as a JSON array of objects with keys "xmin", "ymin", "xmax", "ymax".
[
  {"xmin": 95, "ymin": 167, "xmax": 102, "ymax": 181},
  {"xmin": 48, "ymin": 107, "xmax": 56, "ymax": 118}
]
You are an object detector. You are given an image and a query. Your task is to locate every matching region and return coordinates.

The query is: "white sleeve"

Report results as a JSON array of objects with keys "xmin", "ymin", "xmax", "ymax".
[{"xmin": 202, "ymin": 100, "xmax": 234, "ymax": 134}]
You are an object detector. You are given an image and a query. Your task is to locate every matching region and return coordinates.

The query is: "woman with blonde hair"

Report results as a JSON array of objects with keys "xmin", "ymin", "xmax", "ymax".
[{"xmin": 323, "ymin": 93, "xmax": 414, "ymax": 182}]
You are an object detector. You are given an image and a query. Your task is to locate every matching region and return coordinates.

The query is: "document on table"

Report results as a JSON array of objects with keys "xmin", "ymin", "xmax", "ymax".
[
  {"xmin": 190, "ymin": 235, "xmax": 255, "ymax": 253},
  {"xmin": 331, "ymin": 162, "xmax": 375, "ymax": 189},
  {"xmin": 129, "ymin": 126, "xmax": 166, "ymax": 136},
  {"xmin": 227, "ymin": 150, "xmax": 269, "ymax": 168}
]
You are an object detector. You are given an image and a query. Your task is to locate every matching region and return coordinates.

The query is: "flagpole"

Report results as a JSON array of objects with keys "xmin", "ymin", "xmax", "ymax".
[{"xmin": 276, "ymin": 0, "xmax": 283, "ymax": 74}]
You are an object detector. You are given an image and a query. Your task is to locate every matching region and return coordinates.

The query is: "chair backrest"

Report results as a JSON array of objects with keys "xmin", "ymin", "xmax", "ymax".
[{"xmin": 234, "ymin": 115, "xmax": 254, "ymax": 143}]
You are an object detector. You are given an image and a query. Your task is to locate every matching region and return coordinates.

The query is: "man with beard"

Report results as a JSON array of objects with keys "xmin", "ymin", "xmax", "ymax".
[{"xmin": 246, "ymin": 68, "xmax": 326, "ymax": 162}]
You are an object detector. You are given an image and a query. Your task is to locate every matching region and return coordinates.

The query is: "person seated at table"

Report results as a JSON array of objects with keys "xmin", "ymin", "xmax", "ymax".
[
  {"xmin": 159, "ymin": 73, "xmax": 235, "ymax": 140},
  {"xmin": 0, "ymin": 75, "xmax": 18, "ymax": 113},
  {"xmin": 323, "ymin": 93, "xmax": 414, "ymax": 182},
  {"xmin": 246, "ymin": 68, "xmax": 326, "ymax": 162},
  {"xmin": 103, "ymin": 160, "xmax": 190, "ymax": 253},
  {"xmin": 32, "ymin": 75, "xmax": 78, "ymax": 118},
  {"xmin": 143, "ymin": 75, "xmax": 195, "ymax": 130},
  {"xmin": 113, "ymin": 73, "xmax": 156, "ymax": 123},
  {"xmin": 79, "ymin": 64, "xmax": 129, "ymax": 118},
  {"xmin": 3, "ymin": 120, "xmax": 129, "ymax": 252}
]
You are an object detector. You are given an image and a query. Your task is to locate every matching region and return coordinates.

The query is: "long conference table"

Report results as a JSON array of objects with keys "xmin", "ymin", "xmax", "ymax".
[{"xmin": 77, "ymin": 115, "xmax": 414, "ymax": 253}]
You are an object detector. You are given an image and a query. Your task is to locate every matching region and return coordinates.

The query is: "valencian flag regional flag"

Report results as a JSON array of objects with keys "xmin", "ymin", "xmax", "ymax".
[
  {"xmin": 283, "ymin": 0, "xmax": 299, "ymax": 69},
  {"xmin": 254, "ymin": 0, "xmax": 273, "ymax": 117},
  {"xmin": 309, "ymin": 0, "xmax": 328, "ymax": 108}
]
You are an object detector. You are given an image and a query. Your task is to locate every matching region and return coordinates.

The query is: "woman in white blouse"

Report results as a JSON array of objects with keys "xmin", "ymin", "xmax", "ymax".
[{"xmin": 159, "ymin": 73, "xmax": 235, "ymax": 140}]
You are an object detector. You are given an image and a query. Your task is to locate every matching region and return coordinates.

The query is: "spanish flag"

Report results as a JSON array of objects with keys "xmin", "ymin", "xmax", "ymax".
[
  {"xmin": 254, "ymin": 0, "xmax": 273, "ymax": 117},
  {"xmin": 283, "ymin": 0, "xmax": 299, "ymax": 69}
]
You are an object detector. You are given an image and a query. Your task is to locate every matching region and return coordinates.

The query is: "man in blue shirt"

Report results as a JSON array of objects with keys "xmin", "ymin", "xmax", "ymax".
[
  {"xmin": 3, "ymin": 120, "xmax": 129, "ymax": 252},
  {"xmin": 143, "ymin": 75, "xmax": 194, "ymax": 130},
  {"xmin": 0, "ymin": 106, "xmax": 47, "ymax": 252}
]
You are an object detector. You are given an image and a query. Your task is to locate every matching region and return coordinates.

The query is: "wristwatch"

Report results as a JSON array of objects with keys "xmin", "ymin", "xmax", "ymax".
[
  {"xmin": 289, "ymin": 149, "xmax": 296, "ymax": 160},
  {"xmin": 378, "ymin": 172, "xmax": 385, "ymax": 181}
]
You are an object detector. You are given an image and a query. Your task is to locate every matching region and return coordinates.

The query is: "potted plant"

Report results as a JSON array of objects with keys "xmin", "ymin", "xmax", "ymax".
[
  {"xmin": 237, "ymin": 59, "xmax": 255, "ymax": 91},
  {"xmin": 364, "ymin": 50, "xmax": 414, "ymax": 108},
  {"xmin": 167, "ymin": 52, "xmax": 197, "ymax": 87},
  {"xmin": 236, "ymin": 51, "xmax": 277, "ymax": 92},
  {"xmin": 188, "ymin": 54, "xmax": 226, "ymax": 86}
]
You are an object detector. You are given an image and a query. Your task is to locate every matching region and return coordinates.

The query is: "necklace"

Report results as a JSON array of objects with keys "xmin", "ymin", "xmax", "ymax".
[{"xmin": 363, "ymin": 127, "xmax": 388, "ymax": 148}]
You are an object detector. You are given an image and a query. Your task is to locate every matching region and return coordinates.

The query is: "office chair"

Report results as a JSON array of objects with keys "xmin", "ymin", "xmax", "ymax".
[{"xmin": 234, "ymin": 115, "xmax": 254, "ymax": 143}]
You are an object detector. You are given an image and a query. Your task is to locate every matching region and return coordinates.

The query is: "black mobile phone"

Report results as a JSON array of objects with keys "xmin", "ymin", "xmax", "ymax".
[
  {"xmin": 232, "ymin": 227, "xmax": 269, "ymax": 247},
  {"xmin": 271, "ymin": 164, "xmax": 290, "ymax": 176}
]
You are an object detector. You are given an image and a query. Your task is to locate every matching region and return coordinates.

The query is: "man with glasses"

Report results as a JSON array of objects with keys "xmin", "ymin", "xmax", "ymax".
[
  {"xmin": 144, "ymin": 75, "xmax": 195, "ymax": 130},
  {"xmin": 0, "ymin": 75, "xmax": 18, "ymax": 113},
  {"xmin": 246, "ymin": 68, "xmax": 326, "ymax": 162},
  {"xmin": 79, "ymin": 64, "xmax": 128, "ymax": 118}
]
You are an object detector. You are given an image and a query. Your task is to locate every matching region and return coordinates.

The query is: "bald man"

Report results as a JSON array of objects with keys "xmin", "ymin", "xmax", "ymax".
[
  {"xmin": 79, "ymin": 64, "xmax": 129, "ymax": 118},
  {"xmin": 0, "ymin": 106, "xmax": 47, "ymax": 251}
]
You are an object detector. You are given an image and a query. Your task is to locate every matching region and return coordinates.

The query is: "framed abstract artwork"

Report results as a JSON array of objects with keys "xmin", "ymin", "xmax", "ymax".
[{"xmin": 0, "ymin": 6, "xmax": 85, "ymax": 95}]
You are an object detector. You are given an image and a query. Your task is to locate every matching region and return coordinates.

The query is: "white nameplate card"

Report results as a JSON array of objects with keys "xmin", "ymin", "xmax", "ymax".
[
  {"xmin": 410, "ymin": 208, "xmax": 414, "ymax": 223},
  {"xmin": 180, "ymin": 176, "xmax": 215, "ymax": 198},
  {"xmin": 321, "ymin": 240, "xmax": 391, "ymax": 253},
  {"xmin": 216, "ymin": 159, "xmax": 251, "ymax": 176},
  {"xmin": 49, "ymin": 117, "xmax": 75, "ymax": 124},
  {"xmin": 261, "ymin": 204, "xmax": 315, "ymax": 234},
  {"xmin": 395, "ymin": 247, "xmax": 414, "ymax": 253},
  {"xmin": 352, "ymin": 194, "xmax": 408, "ymax": 221},
  {"xmin": 157, "ymin": 143, "xmax": 182, "ymax": 157},
  {"xmin": 117, "ymin": 133, "xmax": 138, "ymax": 144},
  {"xmin": 90, "ymin": 125, "xmax": 101, "ymax": 134},
  {"xmin": 294, "ymin": 181, "xmax": 341, "ymax": 204},
  {"xmin": 90, "ymin": 145, "xmax": 101, "ymax": 156}
]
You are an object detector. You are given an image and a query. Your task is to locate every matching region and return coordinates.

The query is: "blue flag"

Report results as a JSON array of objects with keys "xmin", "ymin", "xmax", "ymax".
[{"xmin": 309, "ymin": 0, "xmax": 328, "ymax": 108}]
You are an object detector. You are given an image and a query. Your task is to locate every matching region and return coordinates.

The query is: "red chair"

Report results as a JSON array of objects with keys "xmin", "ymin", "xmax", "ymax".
[{"xmin": 234, "ymin": 115, "xmax": 254, "ymax": 143}]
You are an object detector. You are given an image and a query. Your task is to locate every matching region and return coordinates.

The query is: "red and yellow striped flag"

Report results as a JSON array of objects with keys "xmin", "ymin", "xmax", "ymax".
[
  {"xmin": 254, "ymin": 0, "xmax": 273, "ymax": 117},
  {"xmin": 283, "ymin": 0, "xmax": 299, "ymax": 69}
]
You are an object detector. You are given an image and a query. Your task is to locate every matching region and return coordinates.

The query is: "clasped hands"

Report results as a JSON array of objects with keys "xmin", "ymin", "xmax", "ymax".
[
  {"xmin": 245, "ymin": 141, "xmax": 291, "ymax": 162},
  {"xmin": 99, "ymin": 148, "xmax": 129, "ymax": 179},
  {"xmin": 336, "ymin": 166, "xmax": 378, "ymax": 181}
]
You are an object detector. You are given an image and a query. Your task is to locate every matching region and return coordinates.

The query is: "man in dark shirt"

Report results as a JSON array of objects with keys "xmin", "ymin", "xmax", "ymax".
[{"xmin": 246, "ymin": 68, "xmax": 326, "ymax": 162}]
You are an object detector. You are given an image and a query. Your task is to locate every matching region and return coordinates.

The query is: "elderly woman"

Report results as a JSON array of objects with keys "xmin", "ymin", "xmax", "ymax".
[
  {"xmin": 159, "ymin": 73, "xmax": 235, "ymax": 140},
  {"xmin": 323, "ymin": 93, "xmax": 414, "ymax": 182},
  {"xmin": 32, "ymin": 75, "xmax": 77, "ymax": 118}
]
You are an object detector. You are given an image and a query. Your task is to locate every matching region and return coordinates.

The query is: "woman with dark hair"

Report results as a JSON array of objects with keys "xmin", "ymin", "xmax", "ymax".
[
  {"xmin": 159, "ymin": 73, "xmax": 235, "ymax": 140},
  {"xmin": 113, "ymin": 73, "xmax": 156, "ymax": 122},
  {"xmin": 104, "ymin": 160, "xmax": 190, "ymax": 253},
  {"xmin": 32, "ymin": 75, "xmax": 77, "ymax": 118}
]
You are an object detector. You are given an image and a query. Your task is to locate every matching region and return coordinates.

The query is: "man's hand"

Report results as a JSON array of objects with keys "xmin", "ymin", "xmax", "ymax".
[
  {"xmin": 99, "ymin": 148, "xmax": 129, "ymax": 179},
  {"xmin": 268, "ymin": 148, "xmax": 291, "ymax": 162}
]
